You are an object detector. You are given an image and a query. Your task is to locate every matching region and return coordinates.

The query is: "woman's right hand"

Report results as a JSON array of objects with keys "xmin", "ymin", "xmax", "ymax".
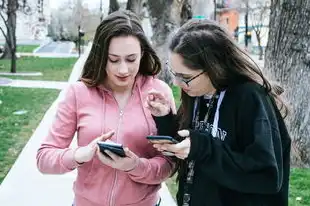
[
  {"xmin": 74, "ymin": 130, "xmax": 115, "ymax": 163},
  {"xmin": 146, "ymin": 89, "xmax": 171, "ymax": 117}
]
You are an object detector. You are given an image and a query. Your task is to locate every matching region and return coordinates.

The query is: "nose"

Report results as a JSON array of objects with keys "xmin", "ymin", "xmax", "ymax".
[{"xmin": 118, "ymin": 61, "xmax": 129, "ymax": 75}]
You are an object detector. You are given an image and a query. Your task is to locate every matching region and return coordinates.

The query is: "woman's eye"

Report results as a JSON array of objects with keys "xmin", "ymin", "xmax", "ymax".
[
  {"xmin": 127, "ymin": 58, "xmax": 136, "ymax": 62},
  {"xmin": 109, "ymin": 58, "xmax": 119, "ymax": 63}
]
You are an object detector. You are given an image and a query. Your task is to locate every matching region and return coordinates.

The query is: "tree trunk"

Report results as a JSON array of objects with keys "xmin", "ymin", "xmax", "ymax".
[
  {"xmin": 256, "ymin": 33, "xmax": 263, "ymax": 60},
  {"xmin": 1, "ymin": 0, "xmax": 17, "ymax": 73},
  {"xmin": 180, "ymin": 0, "xmax": 192, "ymax": 25},
  {"xmin": 126, "ymin": 0, "xmax": 145, "ymax": 19},
  {"xmin": 109, "ymin": 0, "xmax": 120, "ymax": 14},
  {"xmin": 146, "ymin": 0, "xmax": 179, "ymax": 84},
  {"xmin": 265, "ymin": 1, "xmax": 310, "ymax": 167}
]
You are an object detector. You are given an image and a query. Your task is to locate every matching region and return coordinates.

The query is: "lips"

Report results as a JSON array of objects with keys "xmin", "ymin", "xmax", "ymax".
[{"xmin": 116, "ymin": 75, "xmax": 129, "ymax": 81}]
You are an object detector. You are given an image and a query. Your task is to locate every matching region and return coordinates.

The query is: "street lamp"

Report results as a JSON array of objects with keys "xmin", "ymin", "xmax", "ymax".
[
  {"xmin": 213, "ymin": 0, "xmax": 217, "ymax": 21},
  {"xmin": 100, "ymin": 0, "xmax": 103, "ymax": 22},
  {"xmin": 78, "ymin": 25, "xmax": 85, "ymax": 57}
]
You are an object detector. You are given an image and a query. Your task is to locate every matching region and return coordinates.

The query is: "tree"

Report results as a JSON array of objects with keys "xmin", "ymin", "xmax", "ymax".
[
  {"xmin": 48, "ymin": 1, "xmax": 100, "ymax": 43},
  {"xmin": 146, "ymin": 0, "xmax": 181, "ymax": 83},
  {"xmin": 265, "ymin": 0, "xmax": 310, "ymax": 166},
  {"xmin": 0, "ymin": 0, "xmax": 43, "ymax": 73},
  {"xmin": 109, "ymin": 0, "xmax": 120, "ymax": 14},
  {"xmin": 249, "ymin": 1, "xmax": 270, "ymax": 60},
  {"xmin": 126, "ymin": 0, "xmax": 145, "ymax": 18}
]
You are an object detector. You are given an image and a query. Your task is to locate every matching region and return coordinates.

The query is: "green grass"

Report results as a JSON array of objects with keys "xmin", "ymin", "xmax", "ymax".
[
  {"xmin": 16, "ymin": 45, "xmax": 39, "ymax": 53},
  {"xmin": 166, "ymin": 169, "xmax": 310, "ymax": 205},
  {"xmin": 0, "ymin": 87, "xmax": 59, "ymax": 183},
  {"xmin": 172, "ymin": 85, "xmax": 181, "ymax": 107},
  {"xmin": 289, "ymin": 168, "xmax": 310, "ymax": 205},
  {"xmin": 0, "ymin": 57, "xmax": 77, "ymax": 81},
  {"xmin": 168, "ymin": 85, "xmax": 310, "ymax": 205}
]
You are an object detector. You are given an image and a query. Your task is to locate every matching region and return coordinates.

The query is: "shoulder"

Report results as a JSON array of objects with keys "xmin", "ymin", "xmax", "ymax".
[{"xmin": 226, "ymin": 81, "xmax": 268, "ymax": 102}]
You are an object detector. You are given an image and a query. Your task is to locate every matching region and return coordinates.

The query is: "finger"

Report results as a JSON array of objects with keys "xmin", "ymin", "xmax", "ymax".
[
  {"xmin": 149, "ymin": 101, "xmax": 166, "ymax": 109},
  {"xmin": 97, "ymin": 149, "xmax": 113, "ymax": 165},
  {"xmin": 99, "ymin": 130, "xmax": 115, "ymax": 141},
  {"xmin": 104, "ymin": 150, "xmax": 120, "ymax": 161},
  {"xmin": 124, "ymin": 147, "xmax": 135, "ymax": 158},
  {"xmin": 148, "ymin": 90, "xmax": 166, "ymax": 101},
  {"xmin": 177, "ymin": 130, "xmax": 190, "ymax": 137}
]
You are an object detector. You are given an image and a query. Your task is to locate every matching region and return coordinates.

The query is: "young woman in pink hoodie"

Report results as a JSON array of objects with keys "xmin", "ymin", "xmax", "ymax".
[{"xmin": 36, "ymin": 10, "xmax": 176, "ymax": 206}]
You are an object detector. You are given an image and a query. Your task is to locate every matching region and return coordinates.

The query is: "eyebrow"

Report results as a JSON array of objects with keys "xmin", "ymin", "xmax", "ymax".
[{"xmin": 108, "ymin": 53, "xmax": 138, "ymax": 57}]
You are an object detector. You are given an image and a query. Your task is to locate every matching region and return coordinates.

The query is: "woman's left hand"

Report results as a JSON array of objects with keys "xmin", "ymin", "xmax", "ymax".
[
  {"xmin": 153, "ymin": 130, "xmax": 191, "ymax": 160},
  {"xmin": 97, "ymin": 147, "xmax": 139, "ymax": 172}
]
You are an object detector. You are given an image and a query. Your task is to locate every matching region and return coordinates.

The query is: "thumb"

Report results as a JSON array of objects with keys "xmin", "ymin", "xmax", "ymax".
[
  {"xmin": 124, "ymin": 147, "xmax": 136, "ymax": 158},
  {"xmin": 99, "ymin": 130, "xmax": 115, "ymax": 141},
  {"xmin": 91, "ymin": 130, "xmax": 115, "ymax": 147},
  {"xmin": 177, "ymin": 130, "xmax": 190, "ymax": 137}
]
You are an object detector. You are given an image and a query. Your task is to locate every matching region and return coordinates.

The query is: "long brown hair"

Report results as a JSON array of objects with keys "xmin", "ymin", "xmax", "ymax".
[
  {"xmin": 80, "ymin": 10, "xmax": 161, "ymax": 87},
  {"xmin": 169, "ymin": 19, "xmax": 288, "ymax": 131}
]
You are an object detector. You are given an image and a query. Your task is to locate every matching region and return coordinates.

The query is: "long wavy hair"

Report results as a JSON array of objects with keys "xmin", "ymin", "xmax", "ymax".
[
  {"xmin": 169, "ymin": 19, "xmax": 288, "ymax": 180},
  {"xmin": 169, "ymin": 19, "xmax": 288, "ymax": 131},
  {"xmin": 80, "ymin": 10, "xmax": 161, "ymax": 87}
]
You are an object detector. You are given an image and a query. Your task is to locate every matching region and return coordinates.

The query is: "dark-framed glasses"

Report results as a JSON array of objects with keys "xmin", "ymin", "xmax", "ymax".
[{"xmin": 166, "ymin": 61, "xmax": 205, "ymax": 86}]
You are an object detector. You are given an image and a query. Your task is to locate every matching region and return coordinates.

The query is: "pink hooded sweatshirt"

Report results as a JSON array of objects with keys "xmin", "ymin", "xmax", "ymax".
[{"xmin": 36, "ymin": 75, "xmax": 176, "ymax": 206}]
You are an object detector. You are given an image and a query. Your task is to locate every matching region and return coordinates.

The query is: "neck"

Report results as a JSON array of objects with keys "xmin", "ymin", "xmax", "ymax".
[{"xmin": 104, "ymin": 80, "xmax": 134, "ymax": 95}]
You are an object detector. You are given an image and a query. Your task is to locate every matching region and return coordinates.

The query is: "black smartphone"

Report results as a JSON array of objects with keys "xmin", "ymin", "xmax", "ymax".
[
  {"xmin": 97, "ymin": 141, "xmax": 126, "ymax": 158},
  {"xmin": 146, "ymin": 135, "xmax": 179, "ymax": 144}
]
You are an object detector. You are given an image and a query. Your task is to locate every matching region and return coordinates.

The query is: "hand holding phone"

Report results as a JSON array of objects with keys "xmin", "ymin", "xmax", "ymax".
[
  {"xmin": 146, "ymin": 135, "xmax": 178, "ymax": 156},
  {"xmin": 97, "ymin": 141, "xmax": 126, "ymax": 158},
  {"xmin": 146, "ymin": 135, "xmax": 179, "ymax": 144}
]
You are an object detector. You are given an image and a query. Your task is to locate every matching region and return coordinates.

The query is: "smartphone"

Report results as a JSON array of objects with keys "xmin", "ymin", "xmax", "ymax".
[
  {"xmin": 97, "ymin": 141, "xmax": 126, "ymax": 158},
  {"xmin": 146, "ymin": 135, "xmax": 179, "ymax": 144}
]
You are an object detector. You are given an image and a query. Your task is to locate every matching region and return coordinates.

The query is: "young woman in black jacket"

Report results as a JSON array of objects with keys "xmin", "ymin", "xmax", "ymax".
[{"xmin": 146, "ymin": 19, "xmax": 291, "ymax": 206}]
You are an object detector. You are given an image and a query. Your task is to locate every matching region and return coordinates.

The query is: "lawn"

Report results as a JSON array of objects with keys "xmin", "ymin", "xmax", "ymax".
[
  {"xmin": 167, "ymin": 85, "xmax": 310, "ymax": 205},
  {"xmin": 166, "ymin": 169, "xmax": 310, "ymax": 205},
  {"xmin": 0, "ymin": 57, "xmax": 77, "ymax": 81},
  {"xmin": 16, "ymin": 45, "xmax": 40, "ymax": 53},
  {"xmin": 0, "ymin": 87, "xmax": 59, "ymax": 184}
]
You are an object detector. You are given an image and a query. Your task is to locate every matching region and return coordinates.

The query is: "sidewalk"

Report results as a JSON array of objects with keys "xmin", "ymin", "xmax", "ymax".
[
  {"xmin": 0, "ymin": 79, "xmax": 68, "ymax": 90},
  {"xmin": 0, "ymin": 44, "xmax": 176, "ymax": 206}
]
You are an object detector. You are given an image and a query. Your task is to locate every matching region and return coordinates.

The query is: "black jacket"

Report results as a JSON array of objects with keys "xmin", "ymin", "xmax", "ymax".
[{"xmin": 153, "ymin": 82, "xmax": 291, "ymax": 206}]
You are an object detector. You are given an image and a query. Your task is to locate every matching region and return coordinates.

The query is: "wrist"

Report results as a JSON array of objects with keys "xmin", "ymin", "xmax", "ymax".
[
  {"xmin": 74, "ymin": 147, "xmax": 85, "ymax": 165},
  {"xmin": 124, "ymin": 158, "xmax": 139, "ymax": 172}
]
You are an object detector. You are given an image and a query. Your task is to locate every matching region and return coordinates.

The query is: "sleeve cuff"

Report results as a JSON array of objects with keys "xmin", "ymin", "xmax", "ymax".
[
  {"xmin": 187, "ymin": 129, "xmax": 208, "ymax": 161},
  {"xmin": 126, "ymin": 158, "xmax": 147, "ymax": 177},
  {"xmin": 61, "ymin": 148, "xmax": 80, "ymax": 170}
]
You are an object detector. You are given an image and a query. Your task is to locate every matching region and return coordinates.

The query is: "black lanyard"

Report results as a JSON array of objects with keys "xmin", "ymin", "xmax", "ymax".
[{"xmin": 182, "ymin": 94, "xmax": 217, "ymax": 206}]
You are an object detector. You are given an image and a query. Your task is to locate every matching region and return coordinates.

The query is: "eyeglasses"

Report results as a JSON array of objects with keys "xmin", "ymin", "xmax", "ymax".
[{"xmin": 166, "ymin": 61, "xmax": 205, "ymax": 86}]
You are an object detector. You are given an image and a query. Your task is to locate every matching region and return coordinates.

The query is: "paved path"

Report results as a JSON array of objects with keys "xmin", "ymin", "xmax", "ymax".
[
  {"xmin": 35, "ymin": 41, "xmax": 74, "ymax": 54},
  {"xmin": 0, "ymin": 43, "xmax": 177, "ymax": 206}
]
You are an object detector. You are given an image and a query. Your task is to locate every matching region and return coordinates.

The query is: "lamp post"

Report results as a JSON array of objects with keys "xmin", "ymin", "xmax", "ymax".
[
  {"xmin": 245, "ymin": 0, "xmax": 249, "ymax": 48},
  {"xmin": 100, "ymin": 0, "xmax": 103, "ymax": 22},
  {"xmin": 213, "ymin": 0, "xmax": 217, "ymax": 21},
  {"xmin": 78, "ymin": 25, "xmax": 85, "ymax": 57}
]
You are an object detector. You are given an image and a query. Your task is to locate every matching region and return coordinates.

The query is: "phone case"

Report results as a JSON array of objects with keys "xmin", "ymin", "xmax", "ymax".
[
  {"xmin": 146, "ymin": 135, "xmax": 179, "ymax": 144},
  {"xmin": 97, "ymin": 142, "xmax": 126, "ymax": 157}
]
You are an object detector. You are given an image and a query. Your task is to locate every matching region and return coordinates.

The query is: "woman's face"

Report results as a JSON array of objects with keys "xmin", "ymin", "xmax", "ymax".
[
  {"xmin": 105, "ymin": 35, "xmax": 142, "ymax": 91},
  {"xmin": 169, "ymin": 53, "xmax": 216, "ymax": 97}
]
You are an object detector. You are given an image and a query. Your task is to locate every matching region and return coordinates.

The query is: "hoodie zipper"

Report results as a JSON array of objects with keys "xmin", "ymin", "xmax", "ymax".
[
  {"xmin": 109, "ymin": 91, "xmax": 131, "ymax": 206},
  {"xmin": 109, "ymin": 109, "xmax": 123, "ymax": 206}
]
